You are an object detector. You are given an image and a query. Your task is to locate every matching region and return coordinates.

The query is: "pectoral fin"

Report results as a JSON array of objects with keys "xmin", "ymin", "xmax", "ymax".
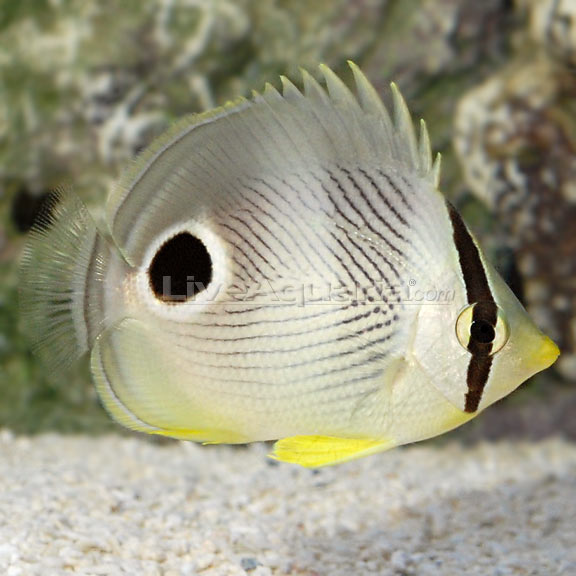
[{"xmin": 270, "ymin": 435, "xmax": 396, "ymax": 467}]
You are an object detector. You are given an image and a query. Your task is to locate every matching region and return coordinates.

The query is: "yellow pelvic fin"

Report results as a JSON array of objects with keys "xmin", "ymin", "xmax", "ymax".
[{"xmin": 270, "ymin": 435, "xmax": 395, "ymax": 468}]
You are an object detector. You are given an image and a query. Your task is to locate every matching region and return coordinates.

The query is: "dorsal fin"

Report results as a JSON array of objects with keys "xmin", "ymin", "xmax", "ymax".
[
  {"xmin": 301, "ymin": 67, "xmax": 331, "ymax": 104},
  {"xmin": 319, "ymin": 64, "xmax": 362, "ymax": 111},
  {"xmin": 106, "ymin": 62, "xmax": 440, "ymax": 262},
  {"xmin": 279, "ymin": 75, "xmax": 304, "ymax": 101}
]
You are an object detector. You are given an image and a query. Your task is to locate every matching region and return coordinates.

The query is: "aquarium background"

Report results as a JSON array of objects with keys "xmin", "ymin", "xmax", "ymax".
[{"xmin": 1, "ymin": 0, "xmax": 574, "ymax": 437}]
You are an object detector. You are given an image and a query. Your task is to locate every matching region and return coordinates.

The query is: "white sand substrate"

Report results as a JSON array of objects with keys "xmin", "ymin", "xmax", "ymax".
[{"xmin": 0, "ymin": 431, "xmax": 575, "ymax": 576}]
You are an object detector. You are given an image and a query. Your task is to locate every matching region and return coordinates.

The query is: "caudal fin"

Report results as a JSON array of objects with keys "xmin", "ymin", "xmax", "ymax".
[{"xmin": 19, "ymin": 190, "xmax": 103, "ymax": 374}]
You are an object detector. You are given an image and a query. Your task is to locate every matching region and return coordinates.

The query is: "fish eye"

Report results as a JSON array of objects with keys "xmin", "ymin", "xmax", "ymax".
[
  {"xmin": 456, "ymin": 303, "xmax": 509, "ymax": 356},
  {"xmin": 148, "ymin": 232, "xmax": 212, "ymax": 303},
  {"xmin": 470, "ymin": 319, "xmax": 495, "ymax": 344}
]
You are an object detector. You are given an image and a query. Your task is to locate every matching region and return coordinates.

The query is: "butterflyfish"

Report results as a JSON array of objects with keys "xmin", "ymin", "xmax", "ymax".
[{"xmin": 20, "ymin": 63, "xmax": 559, "ymax": 467}]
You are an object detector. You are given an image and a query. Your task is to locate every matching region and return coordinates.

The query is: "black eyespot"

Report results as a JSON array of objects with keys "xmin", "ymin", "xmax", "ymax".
[
  {"xmin": 470, "ymin": 320, "xmax": 496, "ymax": 344},
  {"xmin": 148, "ymin": 232, "xmax": 212, "ymax": 303}
]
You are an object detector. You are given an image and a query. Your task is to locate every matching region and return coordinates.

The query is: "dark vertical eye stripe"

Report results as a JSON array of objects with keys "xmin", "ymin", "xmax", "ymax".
[{"xmin": 447, "ymin": 202, "xmax": 498, "ymax": 413}]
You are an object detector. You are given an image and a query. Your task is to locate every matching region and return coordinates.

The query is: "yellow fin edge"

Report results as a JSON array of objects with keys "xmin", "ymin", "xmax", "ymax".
[
  {"xmin": 269, "ymin": 435, "xmax": 396, "ymax": 468},
  {"xmin": 150, "ymin": 427, "xmax": 248, "ymax": 444}
]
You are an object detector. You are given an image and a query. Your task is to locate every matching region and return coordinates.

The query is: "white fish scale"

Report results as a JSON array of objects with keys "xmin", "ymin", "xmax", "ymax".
[
  {"xmin": 215, "ymin": 198, "xmax": 332, "ymax": 286},
  {"xmin": 180, "ymin": 350, "xmax": 388, "ymax": 395},
  {"xmin": 161, "ymin": 302, "xmax": 399, "ymax": 357},
  {"xmin": 169, "ymin": 361, "xmax": 388, "ymax": 439},
  {"xmin": 117, "ymin": 156, "xmax": 451, "ymax": 440},
  {"xmin": 132, "ymin": 85, "xmax": 431, "ymax": 429},
  {"xmin": 94, "ymin": 318, "xmax": 374, "ymax": 439},
  {"xmin": 129, "ymin": 154, "xmax": 449, "ymax": 426},
  {"xmin": 131, "ymin": 169, "xmax": 422, "ymax": 431}
]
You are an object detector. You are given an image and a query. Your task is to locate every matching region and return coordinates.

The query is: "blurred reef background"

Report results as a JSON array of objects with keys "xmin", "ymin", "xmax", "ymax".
[{"xmin": 0, "ymin": 0, "xmax": 574, "ymax": 436}]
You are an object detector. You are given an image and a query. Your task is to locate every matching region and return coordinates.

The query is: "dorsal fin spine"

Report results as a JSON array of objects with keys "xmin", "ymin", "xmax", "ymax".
[{"xmin": 419, "ymin": 119, "xmax": 433, "ymax": 175}]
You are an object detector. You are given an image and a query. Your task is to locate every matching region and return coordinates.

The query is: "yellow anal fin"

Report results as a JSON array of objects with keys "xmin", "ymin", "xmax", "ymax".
[
  {"xmin": 270, "ymin": 435, "xmax": 395, "ymax": 468},
  {"xmin": 151, "ymin": 427, "xmax": 248, "ymax": 444}
]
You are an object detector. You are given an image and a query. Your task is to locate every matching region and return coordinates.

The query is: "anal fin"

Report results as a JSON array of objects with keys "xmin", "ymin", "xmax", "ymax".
[
  {"xmin": 270, "ymin": 435, "xmax": 395, "ymax": 467},
  {"xmin": 91, "ymin": 318, "xmax": 249, "ymax": 444},
  {"xmin": 152, "ymin": 427, "xmax": 247, "ymax": 444}
]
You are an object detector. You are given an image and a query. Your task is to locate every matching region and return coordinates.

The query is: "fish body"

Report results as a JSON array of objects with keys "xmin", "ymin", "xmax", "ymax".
[{"xmin": 20, "ymin": 63, "xmax": 559, "ymax": 466}]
